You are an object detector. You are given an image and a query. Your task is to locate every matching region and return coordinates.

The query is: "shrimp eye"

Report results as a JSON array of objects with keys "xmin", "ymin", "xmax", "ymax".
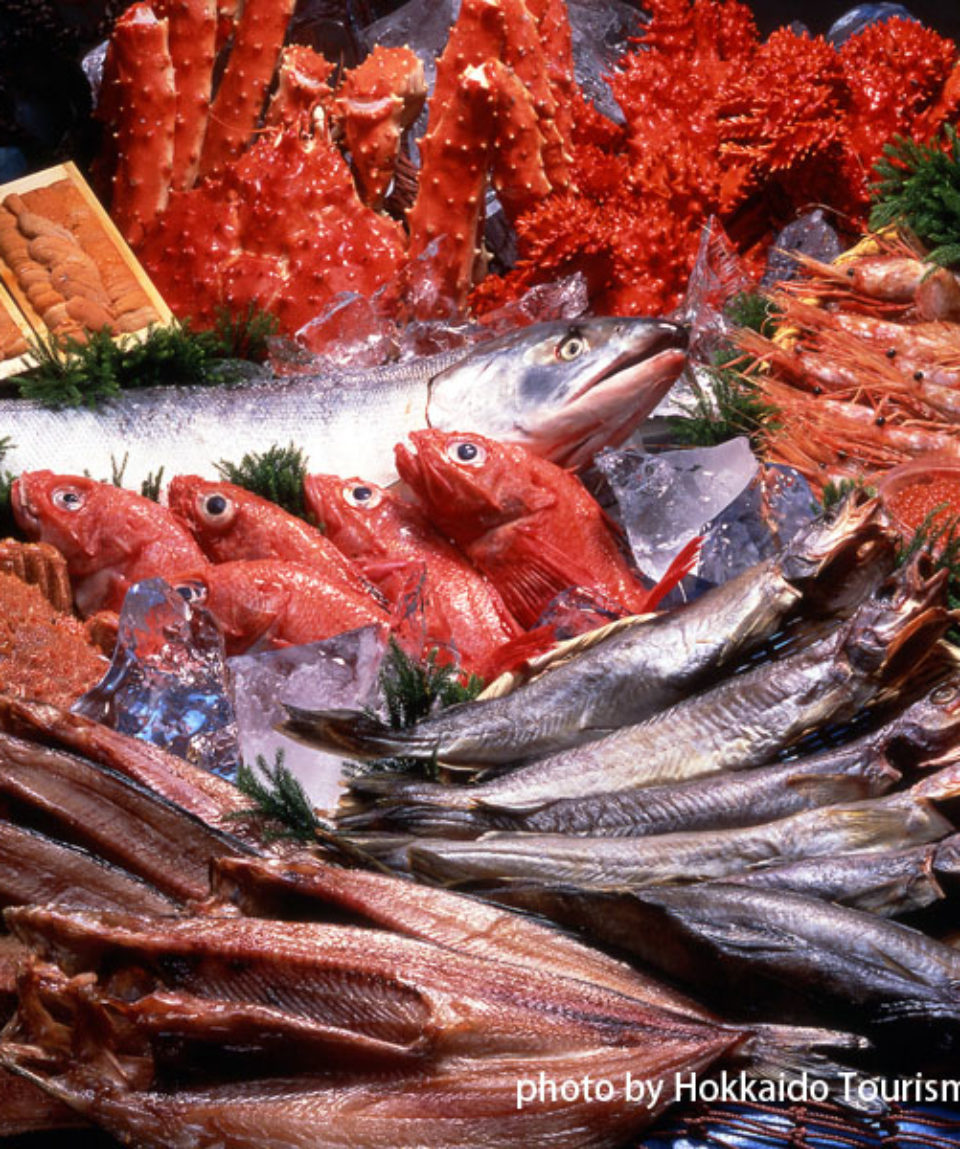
[
  {"xmin": 931, "ymin": 684, "xmax": 958, "ymax": 706},
  {"xmin": 343, "ymin": 484, "xmax": 381, "ymax": 509},
  {"xmin": 447, "ymin": 439, "xmax": 486, "ymax": 466},
  {"xmin": 557, "ymin": 332, "xmax": 586, "ymax": 361},
  {"xmin": 52, "ymin": 487, "xmax": 85, "ymax": 512},
  {"xmin": 199, "ymin": 492, "xmax": 234, "ymax": 525},
  {"xmin": 175, "ymin": 580, "xmax": 207, "ymax": 605}
]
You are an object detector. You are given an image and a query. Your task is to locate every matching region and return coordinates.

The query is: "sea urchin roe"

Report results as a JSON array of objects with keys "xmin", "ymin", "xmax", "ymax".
[
  {"xmin": 0, "ymin": 572, "xmax": 106, "ymax": 707},
  {"xmin": 884, "ymin": 475, "xmax": 960, "ymax": 532}
]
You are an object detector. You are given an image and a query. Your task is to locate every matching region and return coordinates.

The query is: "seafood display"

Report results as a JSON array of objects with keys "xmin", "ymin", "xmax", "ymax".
[{"xmin": 5, "ymin": 0, "xmax": 960, "ymax": 1146}]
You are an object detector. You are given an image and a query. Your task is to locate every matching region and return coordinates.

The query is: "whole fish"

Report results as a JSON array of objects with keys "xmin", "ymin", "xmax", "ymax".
[
  {"xmin": 395, "ymin": 428, "xmax": 652, "ymax": 625},
  {"xmin": 340, "ymin": 738, "xmax": 900, "ymax": 838},
  {"xmin": 338, "ymin": 670, "xmax": 960, "ymax": 836},
  {"xmin": 0, "ymin": 318, "xmax": 689, "ymax": 490},
  {"xmin": 302, "ymin": 472, "xmax": 522, "ymax": 675},
  {"xmin": 404, "ymin": 778, "xmax": 958, "ymax": 891},
  {"xmin": 3, "ymin": 905, "xmax": 740, "ymax": 1148},
  {"xmin": 285, "ymin": 490, "xmax": 893, "ymax": 767},
  {"xmin": 343, "ymin": 556, "xmax": 952, "ymax": 816},
  {"xmin": 726, "ymin": 835, "xmax": 960, "ymax": 918},
  {"xmin": 11, "ymin": 471, "xmax": 205, "ymax": 615},
  {"xmin": 478, "ymin": 881, "xmax": 960, "ymax": 1047},
  {"xmin": 167, "ymin": 475, "xmax": 374, "ymax": 596},
  {"xmin": 608, "ymin": 884, "xmax": 960, "ymax": 1040},
  {"xmin": 170, "ymin": 559, "xmax": 390, "ymax": 656}
]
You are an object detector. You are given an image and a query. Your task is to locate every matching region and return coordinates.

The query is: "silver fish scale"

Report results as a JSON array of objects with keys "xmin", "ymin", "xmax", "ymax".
[{"xmin": 0, "ymin": 353, "xmax": 460, "ymax": 489}]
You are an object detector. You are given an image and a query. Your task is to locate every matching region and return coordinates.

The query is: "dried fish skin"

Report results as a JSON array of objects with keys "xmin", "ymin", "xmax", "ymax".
[
  {"xmin": 405, "ymin": 786, "xmax": 956, "ymax": 890},
  {"xmin": 624, "ymin": 884, "xmax": 960, "ymax": 1035},
  {"xmin": 0, "ymin": 1041, "xmax": 737, "ymax": 1149},
  {"xmin": 0, "ymin": 733, "xmax": 252, "ymax": 902},
  {"xmin": 342, "ymin": 740, "xmax": 901, "ymax": 838},
  {"xmin": 289, "ymin": 491, "xmax": 892, "ymax": 768},
  {"xmin": 0, "ymin": 821, "xmax": 180, "ymax": 915},
  {"xmin": 205, "ymin": 855, "xmax": 703, "ymax": 1015},
  {"xmin": 421, "ymin": 558, "xmax": 953, "ymax": 812},
  {"xmin": 726, "ymin": 840, "xmax": 950, "ymax": 918},
  {"xmin": 0, "ymin": 697, "xmax": 257, "ymax": 841},
  {"xmin": 4, "ymin": 908, "xmax": 731, "ymax": 1060}
]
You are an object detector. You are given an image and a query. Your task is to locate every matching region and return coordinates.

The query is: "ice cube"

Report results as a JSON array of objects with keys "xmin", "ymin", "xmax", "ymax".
[
  {"xmin": 229, "ymin": 626, "xmax": 387, "ymax": 813},
  {"xmin": 73, "ymin": 579, "xmax": 238, "ymax": 778},
  {"xmin": 596, "ymin": 438, "xmax": 759, "ymax": 580}
]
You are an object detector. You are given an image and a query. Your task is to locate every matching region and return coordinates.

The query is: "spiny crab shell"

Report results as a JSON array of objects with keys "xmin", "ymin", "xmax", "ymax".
[{"xmin": 101, "ymin": 0, "xmax": 578, "ymax": 339}]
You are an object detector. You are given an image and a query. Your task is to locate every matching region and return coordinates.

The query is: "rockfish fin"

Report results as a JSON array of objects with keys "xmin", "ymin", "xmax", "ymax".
[
  {"xmin": 639, "ymin": 536, "xmax": 702, "ymax": 612},
  {"xmin": 479, "ymin": 523, "xmax": 614, "ymax": 626}
]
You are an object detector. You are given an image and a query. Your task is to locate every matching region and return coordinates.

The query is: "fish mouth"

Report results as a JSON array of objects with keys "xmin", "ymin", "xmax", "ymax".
[{"xmin": 534, "ymin": 323, "xmax": 689, "ymax": 467}]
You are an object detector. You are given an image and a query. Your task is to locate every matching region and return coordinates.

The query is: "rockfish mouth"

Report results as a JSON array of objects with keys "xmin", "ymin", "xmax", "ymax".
[{"xmin": 426, "ymin": 318, "xmax": 689, "ymax": 468}]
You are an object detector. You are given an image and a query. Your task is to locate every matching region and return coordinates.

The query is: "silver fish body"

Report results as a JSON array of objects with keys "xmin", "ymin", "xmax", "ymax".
[
  {"xmin": 291, "ymin": 492, "xmax": 893, "ymax": 768},
  {"xmin": 726, "ymin": 836, "xmax": 959, "ymax": 918},
  {"xmin": 339, "ymin": 737, "xmax": 900, "ymax": 838},
  {"xmin": 405, "ymin": 787, "xmax": 956, "ymax": 890},
  {"xmin": 0, "ymin": 318, "xmax": 687, "ymax": 489},
  {"xmin": 404, "ymin": 558, "xmax": 951, "ymax": 812}
]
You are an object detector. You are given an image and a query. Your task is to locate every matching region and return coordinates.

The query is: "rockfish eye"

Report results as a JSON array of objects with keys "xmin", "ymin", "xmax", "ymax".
[
  {"xmin": 931, "ymin": 683, "xmax": 959, "ymax": 706},
  {"xmin": 200, "ymin": 492, "xmax": 234, "ymax": 524},
  {"xmin": 344, "ymin": 484, "xmax": 381, "ymax": 509},
  {"xmin": 447, "ymin": 440, "xmax": 486, "ymax": 466},
  {"xmin": 51, "ymin": 487, "xmax": 85, "ymax": 512},
  {"xmin": 175, "ymin": 580, "xmax": 208, "ymax": 605},
  {"xmin": 556, "ymin": 332, "xmax": 586, "ymax": 361}
]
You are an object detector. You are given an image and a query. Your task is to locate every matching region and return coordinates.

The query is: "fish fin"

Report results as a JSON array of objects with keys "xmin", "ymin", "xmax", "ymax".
[
  {"xmin": 279, "ymin": 706, "xmax": 436, "ymax": 761},
  {"xmin": 476, "ymin": 525, "xmax": 611, "ymax": 625},
  {"xmin": 783, "ymin": 773, "xmax": 876, "ymax": 802},
  {"xmin": 737, "ymin": 1025, "xmax": 879, "ymax": 1113},
  {"xmin": 639, "ymin": 535, "xmax": 702, "ymax": 612},
  {"xmin": 475, "ymin": 624, "xmax": 559, "ymax": 681}
]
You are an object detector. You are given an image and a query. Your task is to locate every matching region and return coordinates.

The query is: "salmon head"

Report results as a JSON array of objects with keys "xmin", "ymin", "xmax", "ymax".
[
  {"xmin": 426, "ymin": 318, "xmax": 689, "ymax": 467},
  {"xmin": 395, "ymin": 430, "xmax": 559, "ymax": 543},
  {"xmin": 11, "ymin": 471, "xmax": 203, "ymax": 578}
]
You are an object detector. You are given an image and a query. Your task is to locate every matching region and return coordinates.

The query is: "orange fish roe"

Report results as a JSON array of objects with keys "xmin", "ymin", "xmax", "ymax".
[
  {"xmin": 884, "ymin": 475, "xmax": 960, "ymax": 532},
  {"xmin": 0, "ymin": 572, "xmax": 106, "ymax": 707}
]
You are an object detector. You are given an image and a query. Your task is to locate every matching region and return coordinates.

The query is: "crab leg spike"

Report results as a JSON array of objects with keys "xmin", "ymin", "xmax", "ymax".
[
  {"xmin": 407, "ymin": 63, "xmax": 498, "ymax": 312},
  {"xmin": 264, "ymin": 45, "xmax": 335, "ymax": 132},
  {"xmin": 107, "ymin": 3, "xmax": 177, "ymax": 246},
  {"xmin": 199, "ymin": 0, "xmax": 297, "ymax": 176},
  {"xmin": 333, "ymin": 46, "xmax": 426, "ymax": 209},
  {"xmin": 155, "ymin": 0, "xmax": 217, "ymax": 191}
]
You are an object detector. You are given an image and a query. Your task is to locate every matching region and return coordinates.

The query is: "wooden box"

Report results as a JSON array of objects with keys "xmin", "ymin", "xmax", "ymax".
[{"xmin": 0, "ymin": 162, "xmax": 172, "ymax": 381}]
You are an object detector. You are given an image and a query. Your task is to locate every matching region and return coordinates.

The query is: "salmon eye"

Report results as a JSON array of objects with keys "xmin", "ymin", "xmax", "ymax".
[
  {"xmin": 199, "ymin": 492, "xmax": 234, "ymax": 525},
  {"xmin": 51, "ymin": 487, "xmax": 85, "ymax": 512},
  {"xmin": 343, "ymin": 484, "xmax": 381, "ymax": 509},
  {"xmin": 175, "ymin": 580, "xmax": 208, "ymax": 605},
  {"xmin": 557, "ymin": 332, "xmax": 586, "ymax": 361},
  {"xmin": 447, "ymin": 440, "xmax": 486, "ymax": 466}
]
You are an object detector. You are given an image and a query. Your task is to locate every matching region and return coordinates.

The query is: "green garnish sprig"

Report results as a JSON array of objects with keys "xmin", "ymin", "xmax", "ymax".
[
  {"xmin": 215, "ymin": 443, "xmax": 311, "ymax": 521},
  {"xmin": 669, "ymin": 290, "xmax": 781, "ymax": 449},
  {"xmin": 379, "ymin": 638, "xmax": 484, "ymax": 730},
  {"xmin": 12, "ymin": 306, "xmax": 279, "ymax": 410},
  {"xmin": 870, "ymin": 126, "xmax": 960, "ymax": 267},
  {"xmin": 231, "ymin": 750, "xmax": 321, "ymax": 844},
  {"xmin": 815, "ymin": 477, "xmax": 877, "ymax": 517}
]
